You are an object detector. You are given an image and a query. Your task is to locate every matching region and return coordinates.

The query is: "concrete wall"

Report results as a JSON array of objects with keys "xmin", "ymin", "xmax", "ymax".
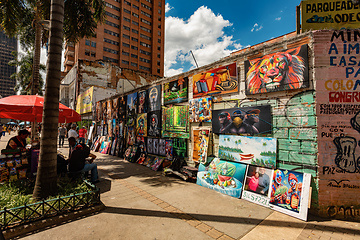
[{"xmin": 314, "ymin": 30, "xmax": 360, "ymax": 220}]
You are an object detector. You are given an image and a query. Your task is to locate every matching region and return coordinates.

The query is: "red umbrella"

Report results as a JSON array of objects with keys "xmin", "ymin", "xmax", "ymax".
[{"xmin": 0, "ymin": 95, "xmax": 81, "ymax": 123}]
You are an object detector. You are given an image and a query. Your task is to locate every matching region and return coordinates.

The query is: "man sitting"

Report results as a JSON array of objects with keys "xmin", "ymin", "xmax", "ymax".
[
  {"xmin": 6, "ymin": 129, "xmax": 30, "ymax": 151},
  {"xmin": 68, "ymin": 137, "xmax": 99, "ymax": 183}
]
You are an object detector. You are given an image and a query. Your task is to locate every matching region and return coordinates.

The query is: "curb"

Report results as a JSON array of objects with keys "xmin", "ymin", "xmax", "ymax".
[{"xmin": 3, "ymin": 203, "xmax": 105, "ymax": 239}]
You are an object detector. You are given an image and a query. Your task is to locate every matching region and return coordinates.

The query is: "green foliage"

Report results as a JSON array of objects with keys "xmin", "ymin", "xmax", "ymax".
[{"xmin": 219, "ymin": 146, "xmax": 243, "ymax": 153}]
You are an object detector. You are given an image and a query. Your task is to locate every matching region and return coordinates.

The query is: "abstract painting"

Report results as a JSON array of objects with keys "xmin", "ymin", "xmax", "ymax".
[
  {"xmin": 197, "ymin": 158, "xmax": 247, "ymax": 198},
  {"xmin": 163, "ymin": 77, "xmax": 188, "ymax": 105},
  {"xmin": 136, "ymin": 113, "xmax": 147, "ymax": 137},
  {"xmin": 245, "ymin": 45, "xmax": 309, "ymax": 94},
  {"xmin": 269, "ymin": 169, "xmax": 311, "ymax": 221},
  {"xmin": 152, "ymin": 138, "xmax": 159, "ymax": 155},
  {"xmin": 173, "ymin": 138, "xmax": 187, "ymax": 157},
  {"xmin": 147, "ymin": 138, "xmax": 153, "ymax": 154},
  {"xmin": 151, "ymin": 156, "xmax": 165, "ymax": 171},
  {"xmin": 159, "ymin": 139, "xmax": 166, "ymax": 156},
  {"xmin": 218, "ymin": 135, "xmax": 276, "ymax": 168},
  {"xmin": 192, "ymin": 62, "xmax": 238, "ymax": 98},
  {"xmin": 189, "ymin": 97, "xmax": 212, "ymax": 123},
  {"xmin": 148, "ymin": 110, "xmax": 161, "ymax": 137},
  {"xmin": 212, "ymin": 105, "xmax": 272, "ymax": 135},
  {"xmin": 148, "ymin": 85, "xmax": 161, "ymax": 111},
  {"xmin": 165, "ymin": 140, "xmax": 173, "ymax": 160},
  {"xmin": 191, "ymin": 127, "xmax": 211, "ymax": 164},
  {"xmin": 162, "ymin": 106, "xmax": 189, "ymax": 139}
]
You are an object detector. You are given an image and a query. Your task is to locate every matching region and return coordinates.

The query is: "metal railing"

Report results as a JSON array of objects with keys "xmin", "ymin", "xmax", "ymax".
[{"xmin": 0, "ymin": 180, "xmax": 100, "ymax": 230}]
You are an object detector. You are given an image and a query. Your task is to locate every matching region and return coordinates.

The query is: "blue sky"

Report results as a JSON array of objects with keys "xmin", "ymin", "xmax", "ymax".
[{"xmin": 164, "ymin": 0, "xmax": 301, "ymax": 77}]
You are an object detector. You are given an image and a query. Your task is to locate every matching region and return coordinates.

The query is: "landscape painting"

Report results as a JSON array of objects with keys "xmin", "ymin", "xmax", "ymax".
[
  {"xmin": 197, "ymin": 158, "xmax": 247, "ymax": 198},
  {"xmin": 163, "ymin": 77, "xmax": 188, "ymax": 105},
  {"xmin": 162, "ymin": 106, "xmax": 189, "ymax": 138},
  {"xmin": 192, "ymin": 62, "xmax": 238, "ymax": 98},
  {"xmin": 218, "ymin": 135, "xmax": 276, "ymax": 168}
]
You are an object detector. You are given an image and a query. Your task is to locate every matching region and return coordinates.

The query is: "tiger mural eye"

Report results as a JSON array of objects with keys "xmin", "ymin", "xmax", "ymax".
[{"xmin": 246, "ymin": 45, "xmax": 308, "ymax": 94}]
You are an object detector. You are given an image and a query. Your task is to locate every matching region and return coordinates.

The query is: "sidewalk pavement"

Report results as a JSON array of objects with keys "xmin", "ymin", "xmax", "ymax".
[{"xmin": 0, "ymin": 133, "xmax": 359, "ymax": 240}]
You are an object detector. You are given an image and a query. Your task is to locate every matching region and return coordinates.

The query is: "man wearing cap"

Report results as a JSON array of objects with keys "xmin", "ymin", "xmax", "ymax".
[{"xmin": 6, "ymin": 129, "xmax": 30, "ymax": 151}]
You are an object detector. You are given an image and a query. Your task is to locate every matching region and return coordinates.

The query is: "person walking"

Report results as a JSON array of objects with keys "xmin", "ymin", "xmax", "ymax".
[
  {"xmin": 2, "ymin": 125, "xmax": 6, "ymax": 136},
  {"xmin": 78, "ymin": 126, "xmax": 87, "ymax": 144},
  {"xmin": 67, "ymin": 124, "xmax": 79, "ymax": 141},
  {"xmin": 58, "ymin": 124, "xmax": 67, "ymax": 147}
]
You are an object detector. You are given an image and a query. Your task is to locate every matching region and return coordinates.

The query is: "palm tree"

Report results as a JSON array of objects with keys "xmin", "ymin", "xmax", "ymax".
[
  {"xmin": 263, "ymin": 142, "xmax": 267, "ymax": 152},
  {"xmin": 9, "ymin": 51, "xmax": 45, "ymax": 95}
]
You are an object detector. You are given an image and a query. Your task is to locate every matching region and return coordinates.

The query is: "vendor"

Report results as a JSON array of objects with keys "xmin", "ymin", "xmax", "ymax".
[{"xmin": 6, "ymin": 129, "xmax": 30, "ymax": 151}]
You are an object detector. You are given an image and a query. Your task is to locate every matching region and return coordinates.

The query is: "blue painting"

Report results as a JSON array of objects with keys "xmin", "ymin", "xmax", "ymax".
[
  {"xmin": 218, "ymin": 135, "xmax": 277, "ymax": 168},
  {"xmin": 197, "ymin": 158, "xmax": 247, "ymax": 198}
]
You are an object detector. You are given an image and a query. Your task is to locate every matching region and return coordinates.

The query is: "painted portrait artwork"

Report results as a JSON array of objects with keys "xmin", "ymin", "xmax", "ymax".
[
  {"xmin": 212, "ymin": 105, "xmax": 272, "ymax": 135},
  {"xmin": 189, "ymin": 97, "xmax": 212, "ymax": 123},
  {"xmin": 197, "ymin": 158, "xmax": 247, "ymax": 198},
  {"xmin": 148, "ymin": 85, "xmax": 161, "ymax": 112},
  {"xmin": 162, "ymin": 106, "xmax": 189, "ymax": 139},
  {"xmin": 218, "ymin": 135, "xmax": 277, "ymax": 168},
  {"xmin": 163, "ymin": 77, "xmax": 188, "ymax": 105},
  {"xmin": 136, "ymin": 113, "xmax": 147, "ymax": 137},
  {"xmin": 192, "ymin": 62, "xmax": 238, "ymax": 98},
  {"xmin": 138, "ymin": 90, "xmax": 148, "ymax": 114},
  {"xmin": 191, "ymin": 127, "xmax": 211, "ymax": 164},
  {"xmin": 148, "ymin": 110, "xmax": 161, "ymax": 137},
  {"xmin": 245, "ymin": 45, "xmax": 309, "ymax": 94},
  {"xmin": 269, "ymin": 169, "xmax": 311, "ymax": 221}
]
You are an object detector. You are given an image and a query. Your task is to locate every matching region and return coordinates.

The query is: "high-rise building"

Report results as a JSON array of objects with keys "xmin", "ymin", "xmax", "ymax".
[
  {"xmin": 0, "ymin": 31, "xmax": 17, "ymax": 98},
  {"xmin": 63, "ymin": 0, "xmax": 165, "ymax": 77}
]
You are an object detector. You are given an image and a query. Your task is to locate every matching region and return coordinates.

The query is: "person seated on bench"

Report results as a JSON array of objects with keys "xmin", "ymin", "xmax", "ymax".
[{"xmin": 68, "ymin": 137, "xmax": 99, "ymax": 183}]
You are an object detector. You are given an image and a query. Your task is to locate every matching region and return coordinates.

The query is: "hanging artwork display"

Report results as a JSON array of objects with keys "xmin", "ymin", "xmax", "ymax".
[
  {"xmin": 162, "ymin": 106, "xmax": 189, "ymax": 139},
  {"xmin": 158, "ymin": 139, "xmax": 166, "ymax": 156},
  {"xmin": 147, "ymin": 138, "xmax": 153, "ymax": 154},
  {"xmin": 173, "ymin": 138, "xmax": 187, "ymax": 157},
  {"xmin": 165, "ymin": 140, "xmax": 173, "ymax": 160},
  {"xmin": 152, "ymin": 138, "xmax": 159, "ymax": 155},
  {"xmin": 96, "ymin": 102, "xmax": 102, "ymax": 121},
  {"xmin": 218, "ymin": 135, "xmax": 277, "ymax": 168},
  {"xmin": 163, "ymin": 77, "xmax": 188, "ymax": 105},
  {"xmin": 136, "ymin": 113, "xmax": 147, "ymax": 137},
  {"xmin": 102, "ymin": 101, "xmax": 107, "ymax": 121},
  {"xmin": 245, "ymin": 45, "xmax": 309, "ymax": 94},
  {"xmin": 127, "ymin": 92, "xmax": 137, "ymax": 127},
  {"xmin": 148, "ymin": 85, "xmax": 161, "ymax": 111},
  {"xmin": 192, "ymin": 62, "xmax": 238, "ymax": 98},
  {"xmin": 197, "ymin": 158, "xmax": 247, "ymax": 198},
  {"xmin": 191, "ymin": 127, "xmax": 211, "ymax": 164},
  {"xmin": 189, "ymin": 97, "xmax": 212, "ymax": 123},
  {"xmin": 269, "ymin": 169, "xmax": 311, "ymax": 221},
  {"xmin": 138, "ymin": 90, "xmax": 148, "ymax": 113},
  {"xmin": 126, "ymin": 126, "xmax": 136, "ymax": 146},
  {"xmin": 241, "ymin": 165, "xmax": 273, "ymax": 208},
  {"xmin": 212, "ymin": 105, "xmax": 272, "ymax": 135},
  {"xmin": 112, "ymin": 98, "xmax": 118, "ymax": 119},
  {"xmin": 107, "ymin": 100, "xmax": 112, "ymax": 120},
  {"xmin": 148, "ymin": 110, "xmax": 161, "ymax": 137},
  {"xmin": 118, "ymin": 96, "xmax": 127, "ymax": 121}
]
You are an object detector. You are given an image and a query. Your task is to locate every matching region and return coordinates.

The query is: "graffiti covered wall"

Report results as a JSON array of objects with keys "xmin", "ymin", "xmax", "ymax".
[{"xmin": 314, "ymin": 30, "xmax": 360, "ymax": 220}]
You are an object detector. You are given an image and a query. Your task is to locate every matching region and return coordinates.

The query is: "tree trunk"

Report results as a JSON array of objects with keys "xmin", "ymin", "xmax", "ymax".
[{"xmin": 33, "ymin": 0, "xmax": 64, "ymax": 200}]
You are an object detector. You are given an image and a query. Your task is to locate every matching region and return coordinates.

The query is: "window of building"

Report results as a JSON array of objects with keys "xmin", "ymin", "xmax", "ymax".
[
  {"xmin": 122, "ymin": 51, "xmax": 129, "ymax": 56},
  {"xmin": 157, "ymin": 61, "xmax": 160, "ymax": 66},
  {"xmin": 157, "ymin": 69, "xmax": 160, "ymax": 74},
  {"xmin": 91, "ymin": 52, "xmax": 96, "ymax": 57},
  {"xmin": 132, "ymin": 29, "xmax": 139, "ymax": 34},
  {"xmin": 158, "ymin": 1, "xmax": 162, "ymax": 7},
  {"xmin": 132, "ymin": 13, "xmax": 139, "ymax": 18},
  {"xmin": 140, "ymin": 26, "xmax": 151, "ymax": 33},
  {"xmin": 131, "ymin": 54, "xmax": 138, "ymax": 58},
  {"xmin": 157, "ymin": 46, "xmax": 160, "ymax": 51},
  {"xmin": 132, "ymin": 20, "xmax": 139, "ymax": 26},
  {"xmin": 106, "ymin": 20, "xmax": 120, "ymax": 28},
  {"xmin": 122, "ymin": 60, "xmax": 129, "ymax": 64},
  {"xmin": 132, "ymin": 37, "xmax": 138, "ymax": 42},
  {"xmin": 158, "ymin": 24, "xmax": 161, "ymax": 29},
  {"xmin": 104, "ymin": 47, "xmax": 119, "ymax": 55},
  {"xmin": 123, "ymin": 34, "xmax": 130, "ymax": 39},
  {"xmin": 85, "ymin": 50, "xmax": 90, "ymax": 56},
  {"xmin": 131, "ymin": 45, "xmax": 138, "ymax": 50},
  {"xmin": 123, "ymin": 17, "xmax": 130, "ymax": 22},
  {"xmin": 140, "ymin": 41, "xmax": 151, "ymax": 48},
  {"xmin": 105, "ymin": 11, "xmax": 120, "ymax": 20},
  {"xmin": 141, "ymin": 18, "xmax": 151, "ymax": 25},
  {"xmin": 105, "ymin": 2, "xmax": 120, "ymax": 11},
  {"xmin": 124, "ymin": 9, "xmax": 131, "ymax": 14},
  {"xmin": 133, "ymin": 5, "xmax": 139, "ymax": 10},
  {"xmin": 158, "ymin": 38, "xmax": 161, "ymax": 43},
  {"xmin": 104, "ymin": 38, "xmax": 119, "ymax": 46},
  {"xmin": 141, "ymin": 11, "xmax": 151, "ymax": 18},
  {"xmin": 140, "ymin": 34, "xmax": 151, "ymax": 41},
  {"xmin": 145, "ymin": 0, "xmax": 152, "ymax": 3},
  {"xmin": 157, "ymin": 53, "xmax": 160, "ymax": 58},
  {"xmin": 131, "ymin": 62, "xmax": 138, "ymax": 67},
  {"xmin": 140, "ymin": 49, "xmax": 151, "ymax": 55},
  {"xmin": 103, "ymin": 56, "xmax": 119, "ymax": 63},
  {"xmin": 158, "ymin": 9, "xmax": 161, "ymax": 14},
  {"xmin": 122, "ymin": 42, "xmax": 130, "ymax": 48},
  {"xmin": 140, "ymin": 57, "xmax": 150, "ymax": 63},
  {"xmin": 91, "ymin": 41, "xmax": 96, "ymax": 47},
  {"xmin": 85, "ymin": 39, "xmax": 90, "ymax": 46},
  {"xmin": 140, "ymin": 65, "xmax": 150, "ymax": 71},
  {"xmin": 104, "ymin": 29, "xmax": 119, "ymax": 37},
  {"xmin": 124, "ymin": 0, "xmax": 131, "ymax": 6},
  {"xmin": 141, "ymin": 3, "xmax": 152, "ymax": 11},
  {"xmin": 158, "ymin": 31, "xmax": 161, "ymax": 36},
  {"xmin": 123, "ymin": 25, "xmax": 130, "ymax": 31}
]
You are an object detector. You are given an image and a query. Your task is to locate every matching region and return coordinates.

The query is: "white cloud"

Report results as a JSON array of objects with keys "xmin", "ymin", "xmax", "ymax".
[
  {"xmin": 164, "ymin": 6, "xmax": 242, "ymax": 77},
  {"xmin": 251, "ymin": 23, "xmax": 263, "ymax": 32},
  {"xmin": 275, "ymin": 17, "xmax": 281, "ymax": 21},
  {"xmin": 165, "ymin": 3, "xmax": 173, "ymax": 13}
]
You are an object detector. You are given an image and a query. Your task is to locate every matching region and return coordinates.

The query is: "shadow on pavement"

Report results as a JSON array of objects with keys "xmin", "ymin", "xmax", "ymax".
[
  {"xmin": 96, "ymin": 178, "xmax": 112, "ymax": 194},
  {"xmin": 103, "ymin": 206, "xmax": 360, "ymax": 236}
]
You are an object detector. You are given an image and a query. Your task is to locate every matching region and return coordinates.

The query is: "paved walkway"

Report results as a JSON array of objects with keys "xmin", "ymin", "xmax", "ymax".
[{"xmin": 0, "ymin": 132, "xmax": 359, "ymax": 239}]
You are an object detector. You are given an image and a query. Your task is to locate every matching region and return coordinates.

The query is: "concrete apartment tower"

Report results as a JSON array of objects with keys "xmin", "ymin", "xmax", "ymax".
[
  {"xmin": 0, "ymin": 30, "xmax": 17, "ymax": 98},
  {"xmin": 63, "ymin": 0, "xmax": 165, "ymax": 77}
]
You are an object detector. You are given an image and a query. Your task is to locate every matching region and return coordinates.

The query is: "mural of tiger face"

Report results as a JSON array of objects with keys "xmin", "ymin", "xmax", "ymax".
[{"xmin": 246, "ymin": 46, "xmax": 307, "ymax": 94}]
